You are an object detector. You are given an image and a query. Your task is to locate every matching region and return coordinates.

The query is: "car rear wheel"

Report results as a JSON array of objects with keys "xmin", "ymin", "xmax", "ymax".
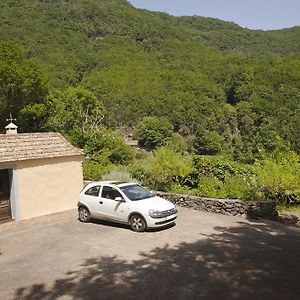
[
  {"xmin": 78, "ymin": 207, "xmax": 90, "ymax": 223},
  {"xmin": 130, "ymin": 214, "xmax": 146, "ymax": 232}
]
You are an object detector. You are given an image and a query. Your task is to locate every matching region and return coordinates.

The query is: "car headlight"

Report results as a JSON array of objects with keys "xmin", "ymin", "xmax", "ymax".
[{"xmin": 148, "ymin": 209, "xmax": 164, "ymax": 218}]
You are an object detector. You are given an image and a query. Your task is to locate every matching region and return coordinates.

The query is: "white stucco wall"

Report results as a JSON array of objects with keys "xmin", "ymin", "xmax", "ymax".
[{"xmin": 15, "ymin": 156, "xmax": 83, "ymax": 219}]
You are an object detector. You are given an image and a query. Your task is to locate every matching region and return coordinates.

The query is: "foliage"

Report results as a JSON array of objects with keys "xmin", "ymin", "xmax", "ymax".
[
  {"xmin": 82, "ymin": 161, "xmax": 113, "ymax": 181},
  {"xmin": 101, "ymin": 167, "xmax": 138, "ymax": 183},
  {"xmin": 0, "ymin": 40, "xmax": 48, "ymax": 132},
  {"xmin": 194, "ymin": 130, "xmax": 223, "ymax": 155},
  {"xmin": 0, "ymin": 0, "xmax": 300, "ymax": 205},
  {"xmin": 80, "ymin": 129, "xmax": 136, "ymax": 181},
  {"xmin": 192, "ymin": 155, "xmax": 252, "ymax": 182},
  {"xmin": 1, "ymin": 1, "xmax": 300, "ymax": 159},
  {"xmin": 166, "ymin": 133, "xmax": 193, "ymax": 154},
  {"xmin": 135, "ymin": 117, "xmax": 173, "ymax": 150},
  {"xmin": 19, "ymin": 103, "xmax": 49, "ymax": 132},
  {"xmin": 83, "ymin": 129, "xmax": 135, "ymax": 165},
  {"xmin": 47, "ymin": 87, "xmax": 106, "ymax": 145},
  {"xmin": 130, "ymin": 146, "xmax": 192, "ymax": 191},
  {"xmin": 254, "ymin": 149, "xmax": 300, "ymax": 205},
  {"xmin": 184, "ymin": 155, "xmax": 258, "ymax": 199}
]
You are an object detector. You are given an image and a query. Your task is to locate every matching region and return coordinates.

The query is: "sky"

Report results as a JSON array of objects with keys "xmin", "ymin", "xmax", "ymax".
[{"xmin": 128, "ymin": 0, "xmax": 300, "ymax": 30}]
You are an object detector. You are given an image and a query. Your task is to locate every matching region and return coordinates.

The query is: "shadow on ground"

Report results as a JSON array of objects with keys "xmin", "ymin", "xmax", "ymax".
[
  {"xmin": 87, "ymin": 218, "xmax": 176, "ymax": 232},
  {"xmin": 276, "ymin": 213, "xmax": 300, "ymax": 226},
  {"xmin": 15, "ymin": 221, "xmax": 300, "ymax": 300}
]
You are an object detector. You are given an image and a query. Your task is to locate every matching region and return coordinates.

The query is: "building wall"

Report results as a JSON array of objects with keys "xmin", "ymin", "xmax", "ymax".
[{"xmin": 16, "ymin": 156, "xmax": 83, "ymax": 219}]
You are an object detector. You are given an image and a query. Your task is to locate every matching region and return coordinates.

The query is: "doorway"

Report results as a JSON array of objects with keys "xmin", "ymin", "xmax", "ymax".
[{"xmin": 0, "ymin": 169, "xmax": 12, "ymax": 221}]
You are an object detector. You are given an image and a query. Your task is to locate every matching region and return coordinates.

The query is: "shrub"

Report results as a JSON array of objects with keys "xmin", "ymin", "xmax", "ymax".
[
  {"xmin": 101, "ymin": 167, "xmax": 138, "ymax": 182},
  {"xmin": 222, "ymin": 175, "xmax": 256, "ymax": 200},
  {"xmin": 186, "ymin": 155, "xmax": 258, "ymax": 200},
  {"xmin": 83, "ymin": 161, "xmax": 113, "ymax": 181},
  {"xmin": 166, "ymin": 133, "xmax": 189, "ymax": 153},
  {"xmin": 196, "ymin": 176, "xmax": 224, "ymax": 198},
  {"xmin": 194, "ymin": 130, "xmax": 223, "ymax": 155},
  {"xmin": 195, "ymin": 175, "xmax": 255, "ymax": 200},
  {"xmin": 130, "ymin": 146, "xmax": 192, "ymax": 191},
  {"xmin": 82, "ymin": 129, "xmax": 135, "ymax": 181},
  {"xmin": 135, "ymin": 116, "xmax": 173, "ymax": 150},
  {"xmin": 192, "ymin": 155, "xmax": 252, "ymax": 182},
  {"xmin": 84, "ymin": 129, "xmax": 135, "ymax": 165},
  {"xmin": 254, "ymin": 149, "xmax": 300, "ymax": 205}
]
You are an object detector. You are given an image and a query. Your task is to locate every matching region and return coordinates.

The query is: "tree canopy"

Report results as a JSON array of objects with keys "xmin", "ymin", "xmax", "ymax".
[{"xmin": 0, "ymin": 0, "xmax": 299, "ymax": 164}]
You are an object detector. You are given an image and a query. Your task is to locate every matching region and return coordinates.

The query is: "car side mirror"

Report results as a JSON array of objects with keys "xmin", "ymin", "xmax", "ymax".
[{"xmin": 115, "ymin": 196, "xmax": 125, "ymax": 202}]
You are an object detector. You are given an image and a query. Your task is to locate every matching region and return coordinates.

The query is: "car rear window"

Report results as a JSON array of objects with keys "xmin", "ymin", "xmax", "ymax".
[{"xmin": 85, "ymin": 185, "xmax": 101, "ymax": 197}]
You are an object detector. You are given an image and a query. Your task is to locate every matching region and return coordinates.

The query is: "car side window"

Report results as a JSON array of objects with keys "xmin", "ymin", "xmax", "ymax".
[
  {"xmin": 101, "ymin": 186, "xmax": 122, "ymax": 200},
  {"xmin": 85, "ymin": 186, "xmax": 101, "ymax": 197}
]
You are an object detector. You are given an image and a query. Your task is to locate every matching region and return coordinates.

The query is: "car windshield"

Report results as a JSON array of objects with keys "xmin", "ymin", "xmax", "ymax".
[{"xmin": 120, "ymin": 184, "xmax": 154, "ymax": 201}]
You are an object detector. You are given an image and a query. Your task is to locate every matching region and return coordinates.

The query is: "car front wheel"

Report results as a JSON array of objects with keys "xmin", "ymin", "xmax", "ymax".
[
  {"xmin": 78, "ymin": 206, "xmax": 90, "ymax": 223},
  {"xmin": 130, "ymin": 214, "xmax": 146, "ymax": 232}
]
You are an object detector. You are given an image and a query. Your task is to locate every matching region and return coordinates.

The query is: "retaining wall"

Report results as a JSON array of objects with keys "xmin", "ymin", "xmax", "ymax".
[{"xmin": 155, "ymin": 191, "xmax": 278, "ymax": 219}]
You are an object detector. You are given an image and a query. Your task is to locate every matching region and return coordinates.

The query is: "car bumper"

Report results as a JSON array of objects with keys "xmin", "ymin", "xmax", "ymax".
[{"xmin": 145, "ymin": 213, "xmax": 177, "ymax": 228}]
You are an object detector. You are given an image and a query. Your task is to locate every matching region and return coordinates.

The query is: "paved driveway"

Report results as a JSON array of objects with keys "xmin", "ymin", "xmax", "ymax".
[{"xmin": 0, "ymin": 207, "xmax": 299, "ymax": 300}]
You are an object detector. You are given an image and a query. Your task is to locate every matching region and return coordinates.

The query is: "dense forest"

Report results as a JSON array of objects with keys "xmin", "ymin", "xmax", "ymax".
[{"xmin": 1, "ymin": 0, "xmax": 300, "ymax": 205}]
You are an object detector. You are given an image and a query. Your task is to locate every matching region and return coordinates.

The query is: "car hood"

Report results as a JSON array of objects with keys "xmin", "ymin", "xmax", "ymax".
[{"xmin": 131, "ymin": 196, "xmax": 175, "ymax": 212}]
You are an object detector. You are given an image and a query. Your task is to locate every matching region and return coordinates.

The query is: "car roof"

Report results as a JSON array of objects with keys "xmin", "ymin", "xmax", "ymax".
[{"xmin": 86, "ymin": 181, "xmax": 138, "ymax": 188}]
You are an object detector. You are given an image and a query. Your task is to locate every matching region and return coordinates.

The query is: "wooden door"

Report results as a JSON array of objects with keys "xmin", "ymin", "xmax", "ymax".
[{"xmin": 0, "ymin": 169, "xmax": 11, "ymax": 221}]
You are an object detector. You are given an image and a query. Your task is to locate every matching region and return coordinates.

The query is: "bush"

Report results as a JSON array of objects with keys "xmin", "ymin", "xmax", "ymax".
[
  {"xmin": 194, "ymin": 130, "xmax": 223, "ymax": 155},
  {"xmin": 166, "ymin": 133, "xmax": 189, "ymax": 153},
  {"xmin": 83, "ymin": 161, "xmax": 113, "ymax": 181},
  {"xmin": 222, "ymin": 175, "xmax": 256, "ymax": 200},
  {"xmin": 185, "ymin": 155, "xmax": 259, "ymax": 200},
  {"xmin": 192, "ymin": 155, "xmax": 252, "ymax": 182},
  {"xmin": 195, "ymin": 174, "xmax": 256, "ymax": 200},
  {"xmin": 135, "ymin": 116, "xmax": 173, "ymax": 150},
  {"xmin": 101, "ymin": 167, "xmax": 138, "ymax": 182},
  {"xmin": 254, "ymin": 149, "xmax": 300, "ymax": 205},
  {"xmin": 196, "ymin": 176, "xmax": 224, "ymax": 198},
  {"xmin": 82, "ymin": 129, "xmax": 135, "ymax": 181},
  {"xmin": 130, "ymin": 146, "xmax": 192, "ymax": 191},
  {"xmin": 84, "ymin": 129, "xmax": 135, "ymax": 165}
]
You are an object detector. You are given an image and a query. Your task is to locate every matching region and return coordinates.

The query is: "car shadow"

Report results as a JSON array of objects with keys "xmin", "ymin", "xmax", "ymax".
[
  {"xmin": 89, "ymin": 218, "xmax": 130, "ymax": 230},
  {"xmin": 147, "ymin": 222, "xmax": 176, "ymax": 232},
  {"xmin": 79, "ymin": 218, "xmax": 176, "ymax": 232}
]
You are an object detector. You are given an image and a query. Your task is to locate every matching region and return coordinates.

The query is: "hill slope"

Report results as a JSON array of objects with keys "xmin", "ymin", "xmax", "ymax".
[
  {"xmin": 1, "ymin": 0, "xmax": 300, "ymax": 56},
  {"xmin": 0, "ymin": 0, "xmax": 300, "ymax": 161}
]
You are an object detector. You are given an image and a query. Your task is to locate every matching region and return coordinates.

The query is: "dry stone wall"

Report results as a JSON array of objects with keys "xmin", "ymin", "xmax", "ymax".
[{"xmin": 155, "ymin": 191, "xmax": 278, "ymax": 219}]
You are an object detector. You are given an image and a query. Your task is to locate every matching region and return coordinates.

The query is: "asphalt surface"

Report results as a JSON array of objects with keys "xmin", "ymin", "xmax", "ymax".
[{"xmin": 0, "ymin": 207, "xmax": 299, "ymax": 300}]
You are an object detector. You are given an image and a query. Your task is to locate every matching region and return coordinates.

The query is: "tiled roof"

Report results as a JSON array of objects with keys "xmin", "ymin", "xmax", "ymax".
[{"xmin": 0, "ymin": 132, "xmax": 83, "ymax": 163}]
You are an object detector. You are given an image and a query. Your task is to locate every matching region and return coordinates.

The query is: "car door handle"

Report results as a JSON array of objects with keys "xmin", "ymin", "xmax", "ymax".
[{"xmin": 99, "ymin": 201, "xmax": 103, "ymax": 204}]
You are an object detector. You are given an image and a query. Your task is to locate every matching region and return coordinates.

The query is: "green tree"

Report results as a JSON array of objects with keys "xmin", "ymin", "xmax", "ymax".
[
  {"xmin": 19, "ymin": 103, "xmax": 49, "ymax": 132},
  {"xmin": 84, "ymin": 129, "xmax": 134, "ymax": 165},
  {"xmin": 136, "ymin": 116, "xmax": 173, "ymax": 150},
  {"xmin": 194, "ymin": 129, "xmax": 223, "ymax": 155},
  {"xmin": 0, "ymin": 40, "xmax": 48, "ymax": 131},
  {"xmin": 47, "ymin": 87, "xmax": 106, "ymax": 147}
]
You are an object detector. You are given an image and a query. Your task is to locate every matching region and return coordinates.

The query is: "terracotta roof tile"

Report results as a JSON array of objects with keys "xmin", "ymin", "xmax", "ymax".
[{"xmin": 0, "ymin": 132, "xmax": 83, "ymax": 163}]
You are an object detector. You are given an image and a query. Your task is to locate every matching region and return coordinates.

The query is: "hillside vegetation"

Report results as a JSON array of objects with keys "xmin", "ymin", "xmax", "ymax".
[{"xmin": 0, "ymin": 0, "xmax": 300, "ymax": 205}]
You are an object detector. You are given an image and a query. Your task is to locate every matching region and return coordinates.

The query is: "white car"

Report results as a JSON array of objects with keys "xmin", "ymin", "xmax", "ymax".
[{"xmin": 78, "ymin": 181, "xmax": 177, "ymax": 232}]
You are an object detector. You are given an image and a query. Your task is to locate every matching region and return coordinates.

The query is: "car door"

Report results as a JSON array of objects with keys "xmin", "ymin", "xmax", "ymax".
[
  {"xmin": 99, "ymin": 185, "xmax": 129, "ymax": 222},
  {"xmin": 82, "ymin": 185, "xmax": 104, "ymax": 218}
]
